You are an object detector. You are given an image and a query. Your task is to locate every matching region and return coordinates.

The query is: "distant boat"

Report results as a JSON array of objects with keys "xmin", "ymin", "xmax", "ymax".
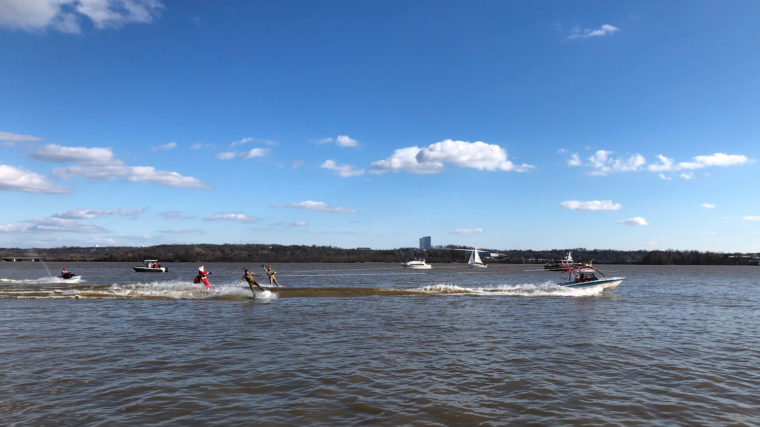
[
  {"xmin": 468, "ymin": 248, "xmax": 487, "ymax": 268},
  {"xmin": 402, "ymin": 258, "xmax": 432, "ymax": 269},
  {"xmin": 544, "ymin": 251, "xmax": 576, "ymax": 271},
  {"xmin": 559, "ymin": 263, "xmax": 623, "ymax": 292},
  {"xmin": 133, "ymin": 260, "xmax": 168, "ymax": 273}
]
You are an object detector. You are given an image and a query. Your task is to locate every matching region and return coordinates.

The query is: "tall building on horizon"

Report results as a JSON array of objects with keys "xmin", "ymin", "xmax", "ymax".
[{"xmin": 419, "ymin": 236, "xmax": 431, "ymax": 250}]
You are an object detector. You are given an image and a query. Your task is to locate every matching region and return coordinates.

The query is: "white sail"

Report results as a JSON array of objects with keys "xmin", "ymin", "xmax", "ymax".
[{"xmin": 468, "ymin": 248, "xmax": 486, "ymax": 268}]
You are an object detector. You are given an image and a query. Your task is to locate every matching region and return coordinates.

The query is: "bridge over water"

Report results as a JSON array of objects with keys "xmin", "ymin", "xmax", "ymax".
[{"xmin": 2, "ymin": 256, "xmax": 42, "ymax": 262}]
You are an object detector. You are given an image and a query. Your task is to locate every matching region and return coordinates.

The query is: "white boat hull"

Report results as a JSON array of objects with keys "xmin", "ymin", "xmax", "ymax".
[
  {"xmin": 133, "ymin": 267, "xmax": 168, "ymax": 273},
  {"xmin": 561, "ymin": 277, "xmax": 624, "ymax": 292},
  {"xmin": 403, "ymin": 264, "xmax": 432, "ymax": 270},
  {"xmin": 402, "ymin": 261, "xmax": 432, "ymax": 269}
]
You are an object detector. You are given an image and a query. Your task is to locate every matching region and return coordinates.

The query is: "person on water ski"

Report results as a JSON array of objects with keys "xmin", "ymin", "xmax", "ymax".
[
  {"xmin": 240, "ymin": 268, "xmax": 264, "ymax": 294},
  {"xmin": 262, "ymin": 264, "xmax": 280, "ymax": 287},
  {"xmin": 195, "ymin": 265, "xmax": 211, "ymax": 290}
]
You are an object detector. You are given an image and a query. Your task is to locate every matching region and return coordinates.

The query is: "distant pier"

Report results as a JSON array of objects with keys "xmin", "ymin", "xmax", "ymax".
[{"xmin": 2, "ymin": 256, "xmax": 42, "ymax": 262}]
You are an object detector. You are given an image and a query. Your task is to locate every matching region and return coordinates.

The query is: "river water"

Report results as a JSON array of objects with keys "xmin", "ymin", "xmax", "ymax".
[{"xmin": 1, "ymin": 262, "xmax": 758, "ymax": 424}]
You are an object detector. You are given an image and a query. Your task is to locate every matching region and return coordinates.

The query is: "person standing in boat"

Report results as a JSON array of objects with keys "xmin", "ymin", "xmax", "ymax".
[
  {"xmin": 240, "ymin": 268, "xmax": 264, "ymax": 294},
  {"xmin": 196, "ymin": 265, "xmax": 211, "ymax": 290},
  {"xmin": 262, "ymin": 264, "xmax": 280, "ymax": 287}
]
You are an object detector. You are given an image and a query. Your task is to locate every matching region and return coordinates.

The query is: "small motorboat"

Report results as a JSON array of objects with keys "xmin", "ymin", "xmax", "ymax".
[
  {"xmin": 559, "ymin": 263, "xmax": 623, "ymax": 292},
  {"xmin": 544, "ymin": 251, "xmax": 577, "ymax": 271},
  {"xmin": 402, "ymin": 257, "xmax": 432, "ymax": 269},
  {"xmin": 133, "ymin": 259, "xmax": 168, "ymax": 273}
]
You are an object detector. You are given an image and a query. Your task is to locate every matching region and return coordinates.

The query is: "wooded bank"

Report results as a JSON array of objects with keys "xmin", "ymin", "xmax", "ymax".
[{"xmin": 2, "ymin": 244, "xmax": 758, "ymax": 265}]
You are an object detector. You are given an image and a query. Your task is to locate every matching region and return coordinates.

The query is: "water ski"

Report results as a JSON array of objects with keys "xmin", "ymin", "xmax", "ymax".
[{"xmin": 251, "ymin": 289, "xmax": 273, "ymax": 300}]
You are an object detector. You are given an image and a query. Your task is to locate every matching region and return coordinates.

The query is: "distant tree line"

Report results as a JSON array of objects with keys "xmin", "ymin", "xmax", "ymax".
[{"xmin": 0, "ymin": 244, "xmax": 758, "ymax": 265}]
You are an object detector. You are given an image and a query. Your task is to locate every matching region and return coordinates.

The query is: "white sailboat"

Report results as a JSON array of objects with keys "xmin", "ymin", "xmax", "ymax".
[{"xmin": 468, "ymin": 248, "xmax": 487, "ymax": 268}]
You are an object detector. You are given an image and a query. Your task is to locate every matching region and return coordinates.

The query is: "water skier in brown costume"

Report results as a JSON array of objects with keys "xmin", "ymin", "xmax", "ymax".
[
  {"xmin": 262, "ymin": 264, "xmax": 280, "ymax": 287},
  {"xmin": 240, "ymin": 268, "xmax": 264, "ymax": 294}
]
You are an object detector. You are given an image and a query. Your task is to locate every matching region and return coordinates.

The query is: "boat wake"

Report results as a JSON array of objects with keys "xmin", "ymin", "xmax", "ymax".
[
  {"xmin": 1, "ymin": 276, "xmax": 83, "ymax": 284},
  {"xmin": 0, "ymin": 279, "xmax": 603, "ymax": 300},
  {"xmin": 414, "ymin": 282, "xmax": 604, "ymax": 297}
]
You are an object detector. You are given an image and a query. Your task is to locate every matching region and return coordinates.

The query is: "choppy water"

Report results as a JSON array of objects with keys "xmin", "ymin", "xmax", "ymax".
[{"xmin": 1, "ymin": 262, "xmax": 759, "ymax": 424}]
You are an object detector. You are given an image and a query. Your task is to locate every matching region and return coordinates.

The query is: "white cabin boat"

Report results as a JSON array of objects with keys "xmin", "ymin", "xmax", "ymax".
[
  {"xmin": 133, "ymin": 259, "xmax": 168, "ymax": 273},
  {"xmin": 402, "ymin": 258, "xmax": 432, "ymax": 269},
  {"xmin": 468, "ymin": 248, "xmax": 487, "ymax": 268}
]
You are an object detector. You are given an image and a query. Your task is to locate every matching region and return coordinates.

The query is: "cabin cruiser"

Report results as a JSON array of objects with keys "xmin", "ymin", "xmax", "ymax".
[
  {"xmin": 133, "ymin": 259, "xmax": 168, "ymax": 273},
  {"xmin": 402, "ymin": 258, "xmax": 432, "ymax": 269},
  {"xmin": 559, "ymin": 264, "xmax": 623, "ymax": 292}
]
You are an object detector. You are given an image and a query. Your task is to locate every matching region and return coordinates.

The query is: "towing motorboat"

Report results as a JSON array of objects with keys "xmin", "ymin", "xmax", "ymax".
[
  {"xmin": 133, "ymin": 259, "xmax": 168, "ymax": 273},
  {"xmin": 559, "ymin": 263, "xmax": 623, "ymax": 292}
]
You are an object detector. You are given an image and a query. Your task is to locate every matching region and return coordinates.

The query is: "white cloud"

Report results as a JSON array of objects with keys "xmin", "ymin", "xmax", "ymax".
[
  {"xmin": 681, "ymin": 153, "xmax": 749, "ymax": 169},
  {"xmin": 371, "ymin": 146, "xmax": 442, "ymax": 174},
  {"xmin": 33, "ymin": 144, "xmax": 114, "ymax": 163},
  {"xmin": 53, "ymin": 208, "xmax": 144, "ymax": 219},
  {"xmin": 568, "ymin": 24, "xmax": 619, "ymax": 39},
  {"xmin": 650, "ymin": 152, "xmax": 749, "ymax": 172},
  {"xmin": 647, "ymin": 154, "xmax": 674, "ymax": 172},
  {"xmin": 215, "ymin": 152, "xmax": 236, "ymax": 160},
  {"xmin": 572, "ymin": 150, "xmax": 749, "ymax": 178},
  {"xmin": 451, "ymin": 228, "xmax": 483, "ymax": 234},
  {"xmin": 0, "ymin": 131, "xmax": 43, "ymax": 143},
  {"xmin": 742, "ymin": 216, "xmax": 760, "ymax": 222},
  {"xmin": 216, "ymin": 148, "xmax": 270, "ymax": 160},
  {"xmin": 159, "ymin": 210, "xmax": 195, "ymax": 220},
  {"xmin": 560, "ymin": 200, "xmax": 622, "ymax": 211},
  {"xmin": 0, "ymin": 164, "xmax": 69, "ymax": 194},
  {"xmin": 321, "ymin": 159, "xmax": 365, "ymax": 177},
  {"xmin": 38, "ymin": 143, "xmax": 207, "ymax": 188},
  {"xmin": 336, "ymin": 135, "xmax": 359, "ymax": 147},
  {"xmin": 316, "ymin": 135, "xmax": 360, "ymax": 147},
  {"xmin": 0, "ymin": 217, "xmax": 109, "ymax": 234},
  {"xmin": 291, "ymin": 221, "xmax": 307, "ymax": 227},
  {"xmin": 567, "ymin": 153, "xmax": 582, "ymax": 166},
  {"xmin": 701, "ymin": 203, "xmax": 716, "ymax": 209},
  {"xmin": 285, "ymin": 200, "xmax": 357, "ymax": 214},
  {"xmin": 203, "ymin": 212, "xmax": 257, "ymax": 222},
  {"xmin": 371, "ymin": 139, "xmax": 532, "ymax": 174},
  {"xmin": 127, "ymin": 166, "xmax": 207, "ymax": 188},
  {"xmin": 0, "ymin": 0, "xmax": 164, "ymax": 34},
  {"xmin": 240, "ymin": 148, "xmax": 270, "ymax": 159},
  {"xmin": 617, "ymin": 217, "xmax": 648, "ymax": 226},
  {"xmin": 230, "ymin": 137, "xmax": 254, "ymax": 147},
  {"xmin": 586, "ymin": 150, "xmax": 645, "ymax": 175},
  {"xmin": 152, "ymin": 142, "xmax": 176, "ymax": 151},
  {"xmin": 53, "ymin": 161, "xmax": 208, "ymax": 188}
]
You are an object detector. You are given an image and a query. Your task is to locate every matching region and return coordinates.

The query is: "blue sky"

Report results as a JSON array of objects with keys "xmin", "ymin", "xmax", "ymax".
[{"xmin": 1, "ymin": 0, "xmax": 759, "ymax": 251}]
